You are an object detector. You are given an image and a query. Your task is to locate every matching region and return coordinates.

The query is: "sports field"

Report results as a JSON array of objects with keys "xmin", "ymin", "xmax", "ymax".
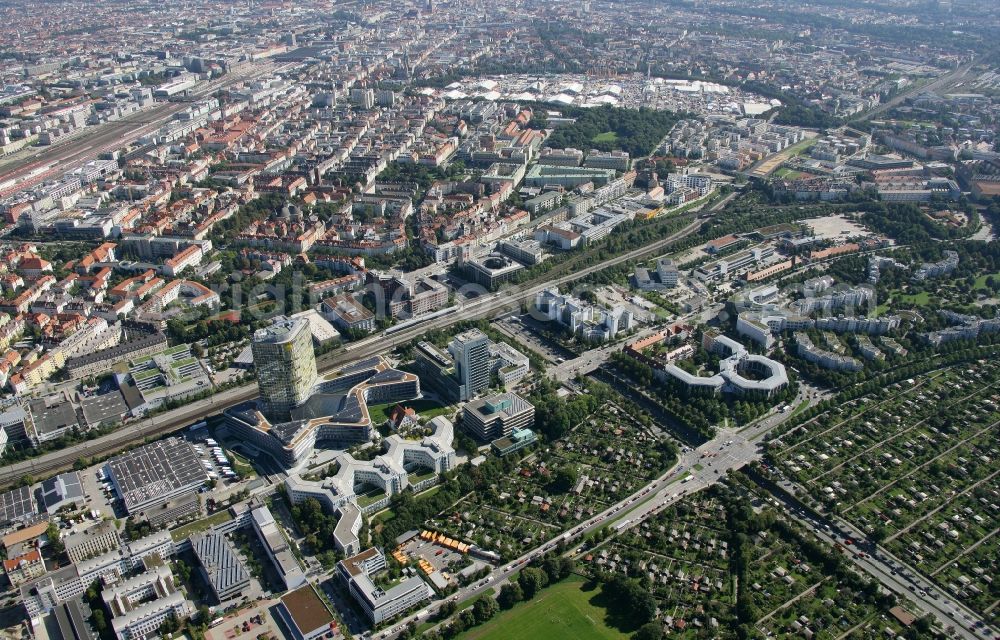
[{"xmin": 457, "ymin": 575, "xmax": 631, "ymax": 640}]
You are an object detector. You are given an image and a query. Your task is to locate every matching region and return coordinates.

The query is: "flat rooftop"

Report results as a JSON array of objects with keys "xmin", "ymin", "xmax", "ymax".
[
  {"xmin": 279, "ymin": 584, "xmax": 335, "ymax": 635},
  {"xmin": 105, "ymin": 437, "xmax": 206, "ymax": 512}
]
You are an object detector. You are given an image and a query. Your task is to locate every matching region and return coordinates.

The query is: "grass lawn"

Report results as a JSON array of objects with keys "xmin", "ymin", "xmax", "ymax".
[
  {"xmin": 417, "ymin": 589, "xmax": 497, "ymax": 635},
  {"xmin": 367, "ymin": 398, "xmax": 454, "ymax": 425},
  {"xmin": 592, "ymin": 131, "xmax": 619, "ymax": 144},
  {"xmin": 228, "ymin": 450, "xmax": 257, "ymax": 478},
  {"xmin": 789, "ymin": 399, "xmax": 810, "ymax": 419},
  {"xmin": 772, "ymin": 167, "xmax": 810, "ymax": 180},
  {"xmin": 357, "ymin": 486, "xmax": 387, "ymax": 508},
  {"xmin": 897, "ymin": 291, "xmax": 932, "ymax": 306},
  {"xmin": 170, "ymin": 510, "xmax": 233, "ymax": 542},
  {"xmin": 457, "ymin": 576, "xmax": 632, "ymax": 640},
  {"xmin": 652, "ymin": 306, "xmax": 671, "ymax": 320},
  {"xmin": 880, "ymin": 289, "xmax": 932, "ymax": 310},
  {"xmin": 974, "ymin": 272, "xmax": 1000, "ymax": 289},
  {"xmin": 788, "ymin": 137, "xmax": 818, "ymax": 156},
  {"xmin": 409, "ymin": 469, "xmax": 437, "ymax": 484}
]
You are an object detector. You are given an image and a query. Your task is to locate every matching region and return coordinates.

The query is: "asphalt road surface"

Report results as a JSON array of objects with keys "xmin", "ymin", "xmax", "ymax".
[
  {"xmin": 0, "ymin": 213, "xmax": 708, "ymax": 487},
  {"xmin": 0, "ymin": 63, "xmax": 284, "ymax": 197},
  {"xmin": 771, "ymin": 478, "xmax": 997, "ymax": 640},
  {"xmin": 379, "ymin": 408, "xmax": 818, "ymax": 640},
  {"xmin": 851, "ymin": 61, "xmax": 977, "ymax": 122}
]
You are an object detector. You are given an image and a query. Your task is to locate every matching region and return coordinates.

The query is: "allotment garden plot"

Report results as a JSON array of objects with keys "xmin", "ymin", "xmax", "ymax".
[
  {"xmin": 431, "ymin": 401, "xmax": 677, "ymax": 560},
  {"xmin": 590, "ymin": 495, "xmax": 737, "ymax": 636},
  {"xmin": 769, "ymin": 360, "xmax": 1000, "ymax": 626},
  {"xmin": 584, "ymin": 489, "xmax": 910, "ymax": 640},
  {"xmin": 744, "ymin": 527, "xmax": 907, "ymax": 640}
]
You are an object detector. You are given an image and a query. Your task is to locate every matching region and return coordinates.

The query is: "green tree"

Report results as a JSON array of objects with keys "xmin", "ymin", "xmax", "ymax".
[
  {"xmin": 550, "ymin": 466, "xmax": 579, "ymax": 493},
  {"xmin": 92, "ymin": 609, "xmax": 107, "ymax": 632},
  {"xmin": 46, "ymin": 523, "xmax": 64, "ymax": 555},
  {"xmin": 517, "ymin": 567, "xmax": 549, "ymax": 599},
  {"xmin": 472, "ymin": 596, "xmax": 499, "ymax": 625},
  {"xmin": 633, "ymin": 590, "xmax": 658, "ymax": 624},
  {"xmin": 542, "ymin": 556, "xmax": 574, "ymax": 582},
  {"xmin": 633, "ymin": 622, "xmax": 665, "ymax": 640},
  {"xmin": 497, "ymin": 582, "xmax": 524, "ymax": 609},
  {"xmin": 458, "ymin": 608, "xmax": 476, "ymax": 629}
]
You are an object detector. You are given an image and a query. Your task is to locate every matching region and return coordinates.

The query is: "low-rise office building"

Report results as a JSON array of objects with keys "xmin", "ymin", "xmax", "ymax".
[
  {"xmin": 463, "ymin": 253, "xmax": 524, "ymax": 290},
  {"xmin": 103, "ymin": 563, "xmax": 189, "ymax": 640},
  {"xmin": 657, "ymin": 333, "xmax": 788, "ymax": 399},
  {"xmin": 104, "ymin": 438, "xmax": 206, "ymax": 523},
  {"xmin": 284, "ymin": 416, "xmax": 456, "ymax": 554},
  {"xmin": 490, "ymin": 428, "xmax": 538, "ymax": 457},
  {"xmin": 498, "ymin": 238, "xmax": 545, "ymax": 266},
  {"xmin": 190, "ymin": 532, "xmax": 250, "ymax": 602},
  {"xmin": 462, "ymin": 392, "xmax": 535, "ymax": 441},
  {"xmin": 535, "ymin": 288, "xmax": 632, "ymax": 341},
  {"xmin": 320, "ymin": 295, "xmax": 376, "ymax": 333},
  {"xmin": 40, "ymin": 472, "xmax": 85, "ymax": 514},
  {"xmin": 633, "ymin": 258, "xmax": 679, "ymax": 291},
  {"xmin": 250, "ymin": 505, "xmax": 306, "ymax": 592},
  {"xmin": 20, "ymin": 530, "xmax": 174, "ymax": 618},
  {"xmin": 276, "ymin": 584, "xmax": 337, "ymax": 640},
  {"xmin": 489, "ymin": 341, "xmax": 530, "ymax": 389},
  {"xmin": 63, "ymin": 520, "xmax": 121, "ymax": 564},
  {"xmin": 337, "ymin": 548, "xmax": 432, "ymax": 624}
]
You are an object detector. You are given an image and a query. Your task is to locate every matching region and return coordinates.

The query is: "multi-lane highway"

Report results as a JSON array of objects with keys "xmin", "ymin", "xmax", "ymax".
[
  {"xmin": 769, "ymin": 478, "xmax": 997, "ymax": 640},
  {"xmin": 380, "ymin": 386, "xmax": 998, "ymax": 640}
]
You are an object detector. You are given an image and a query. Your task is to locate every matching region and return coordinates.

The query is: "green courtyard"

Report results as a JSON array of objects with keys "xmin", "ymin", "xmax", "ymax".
[{"xmin": 366, "ymin": 398, "xmax": 454, "ymax": 426}]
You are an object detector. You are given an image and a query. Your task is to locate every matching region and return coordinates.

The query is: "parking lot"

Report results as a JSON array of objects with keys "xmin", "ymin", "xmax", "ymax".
[
  {"xmin": 398, "ymin": 536, "xmax": 463, "ymax": 573},
  {"xmin": 394, "ymin": 533, "xmax": 492, "ymax": 587},
  {"xmin": 204, "ymin": 599, "xmax": 283, "ymax": 640},
  {"xmin": 493, "ymin": 314, "xmax": 578, "ymax": 363},
  {"xmin": 186, "ymin": 426, "xmax": 245, "ymax": 485},
  {"xmin": 78, "ymin": 463, "xmax": 119, "ymax": 519}
]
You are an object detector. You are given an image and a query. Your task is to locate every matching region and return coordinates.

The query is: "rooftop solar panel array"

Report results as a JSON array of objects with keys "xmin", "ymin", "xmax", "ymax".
[
  {"xmin": 41, "ymin": 472, "xmax": 84, "ymax": 512},
  {"xmin": 0, "ymin": 486, "xmax": 36, "ymax": 524},
  {"xmin": 369, "ymin": 369, "xmax": 405, "ymax": 383},
  {"xmin": 272, "ymin": 419, "xmax": 311, "ymax": 445},
  {"xmin": 106, "ymin": 438, "xmax": 207, "ymax": 513},
  {"xmin": 331, "ymin": 395, "xmax": 363, "ymax": 423},
  {"xmin": 338, "ymin": 356, "xmax": 381, "ymax": 375}
]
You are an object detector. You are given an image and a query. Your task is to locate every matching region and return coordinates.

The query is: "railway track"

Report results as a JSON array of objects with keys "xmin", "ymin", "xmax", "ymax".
[{"xmin": 0, "ymin": 213, "xmax": 708, "ymax": 487}]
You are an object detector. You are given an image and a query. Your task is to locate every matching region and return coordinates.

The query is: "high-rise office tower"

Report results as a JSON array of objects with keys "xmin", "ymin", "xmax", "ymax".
[
  {"xmin": 448, "ymin": 329, "xmax": 490, "ymax": 401},
  {"xmin": 252, "ymin": 316, "xmax": 317, "ymax": 420}
]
